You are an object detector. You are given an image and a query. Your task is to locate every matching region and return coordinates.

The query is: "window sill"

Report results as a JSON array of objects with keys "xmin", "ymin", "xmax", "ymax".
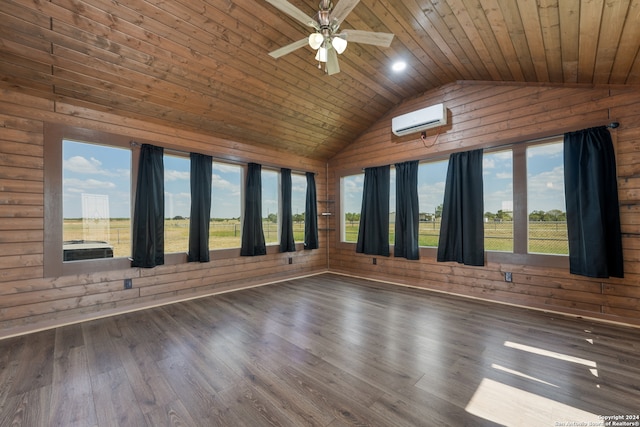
[{"xmin": 337, "ymin": 241, "xmax": 569, "ymax": 269}]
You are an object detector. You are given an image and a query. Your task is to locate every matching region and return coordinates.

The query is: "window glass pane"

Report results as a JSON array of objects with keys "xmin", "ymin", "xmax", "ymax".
[
  {"xmin": 291, "ymin": 173, "xmax": 306, "ymax": 242},
  {"xmin": 483, "ymin": 150, "xmax": 513, "ymax": 252},
  {"xmin": 62, "ymin": 140, "xmax": 131, "ymax": 260},
  {"xmin": 164, "ymin": 155, "xmax": 191, "ymax": 253},
  {"xmin": 341, "ymin": 174, "xmax": 364, "ymax": 242},
  {"xmin": 417, "ymin": 160, "xmax": 447, "ymax": 247},
  {"xmin": 262, "ymin": 169, "xmax": 279, "ymax": 245},
  {"xmin": 527, "ymin": 142, "xmax": 568, "ymax": 255},
  {"xmin": 210, "ymin": 162, "xmax": 242, "ymax": 249}
]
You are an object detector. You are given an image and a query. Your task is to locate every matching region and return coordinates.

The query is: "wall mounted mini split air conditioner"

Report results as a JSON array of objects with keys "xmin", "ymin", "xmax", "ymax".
[{"xmin": 391, "ymin": 103, "xmax": 447, "ymax": 136}]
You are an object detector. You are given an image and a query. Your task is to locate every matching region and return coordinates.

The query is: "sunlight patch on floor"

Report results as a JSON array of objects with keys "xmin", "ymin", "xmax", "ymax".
[
  {"xmin": 491, "ymin": 363, "xmax": 559, "ymax": 387},
  {"xmin": 465, "ymin": 378, "xmax": 600, "ymax": 426},
  {"xmin": 504, "ymin": 341, "xmax": 598, "ymax": 370}
]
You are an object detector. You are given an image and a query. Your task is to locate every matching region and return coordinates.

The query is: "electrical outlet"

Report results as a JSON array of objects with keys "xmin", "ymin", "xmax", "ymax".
[
  {"xmin": 505, "ymin": 272, "xmax": 512, "ymax": 282},
  {"xmin": 124, "ymin": 278, "xmax": 133, "ymax": 289},
  {"xmin": 288, "ymin": 257, "xmax": 292, "ymax": 265},
  {"xmin": 373, "ymin": 257, "xmax": 377, "ymax": 265}
]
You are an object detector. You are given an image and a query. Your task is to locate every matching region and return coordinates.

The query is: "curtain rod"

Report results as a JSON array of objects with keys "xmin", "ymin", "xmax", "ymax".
[{"xmin": 129, "ymin": 141, "xmax": 316, "ymax": 175}]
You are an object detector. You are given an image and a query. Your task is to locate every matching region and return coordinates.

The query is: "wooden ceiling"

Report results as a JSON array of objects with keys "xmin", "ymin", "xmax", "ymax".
[{"xmin": 1, "ymin": 0, "xmax": 639, "ymax": 160}]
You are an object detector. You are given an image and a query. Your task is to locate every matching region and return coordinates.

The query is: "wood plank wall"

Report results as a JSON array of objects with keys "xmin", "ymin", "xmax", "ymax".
[
  {"xmin": 328, "ymin": 81, "xmax": 640, "ymax": 326},
  {"xmin": 0, "ymin": 88, "xmax": 328, "ymax": 339}
]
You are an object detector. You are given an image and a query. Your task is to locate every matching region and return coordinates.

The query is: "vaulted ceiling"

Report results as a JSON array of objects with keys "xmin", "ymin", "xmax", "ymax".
[{"xmin": 1, "ymin": 0, "xmax": 639, "ymax": 160}]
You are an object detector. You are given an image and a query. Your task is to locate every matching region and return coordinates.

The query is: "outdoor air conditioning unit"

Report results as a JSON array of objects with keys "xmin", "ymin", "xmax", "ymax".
[{"xmin": 391, "ymin": 103, "xmax": 447, "ymax": 136}]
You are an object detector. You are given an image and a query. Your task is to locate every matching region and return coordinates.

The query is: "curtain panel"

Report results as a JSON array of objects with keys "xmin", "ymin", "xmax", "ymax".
[
  {"xmin": 437, "ymin": 149, "xmax": 484, "ymax": 266},
  {"xmin": 131, "ymin": 144, "xmax": 165, "ymax": 268},
  {"xmin": 564, "ymin": 126, "xmax": 624, "ymax": 278},
  {"xmin": 356, "ymin": 165, "xmax": 390, "ymax": 256},
  {"xmin": 241, "ymin": 163, "xmax": 267, "ymax": 256},
  {"xmin": 394, "ymin": 160, "xmax": 420, "ymax": 260},
  {"xmin": 187, "ymin": 153, "xmax": 212, "ymax": 262},
  {"xmin": 304, "ymin": 172, "xmax": 319, "ymax": 250},
  {"xmin": 280, "ymin": 168, "xmax": 296, "ymax": 252}
]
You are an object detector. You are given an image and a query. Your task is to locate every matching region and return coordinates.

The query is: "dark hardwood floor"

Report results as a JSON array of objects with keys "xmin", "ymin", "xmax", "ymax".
[{"xmin": 1, "ymin": 273, "xmax": 639, "ymax": 426}]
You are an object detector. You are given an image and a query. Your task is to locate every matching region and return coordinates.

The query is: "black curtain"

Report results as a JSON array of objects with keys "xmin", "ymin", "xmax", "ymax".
[
  {"xmin": 304, "ymin": 172, "xmax": 319, "ymax": 250},
  {"xmin": 394, "ymin": 160, "xmax": 420, "ymax": 260},
  {"xmin": 564, "ymin": 126, "xmax": 624, "ymax": 278},
  {"xmin": 437, "ymin": 149, "xmax": 484, "ymax": 266},
  {"xmin": 356, "ymin": 165, "xmax": 390, "ymax": 256},
  {"xmin": 280, "ymin": 168, "xmax": 296, "ymax": 252},
  {"xmin": 187, "ymin": 153, "xmax": 212, "ymax": 262},
  {"xmin": 240, "ymin": 163, "xmax": 266, "ymax": 256},
  {"xmin": 131, "ymin": 144, "xmax": 164, "ymax": 268}
]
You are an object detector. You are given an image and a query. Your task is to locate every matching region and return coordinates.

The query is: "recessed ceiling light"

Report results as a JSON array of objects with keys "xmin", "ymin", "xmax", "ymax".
[{"xmin": 392, "ymin": 61, "xmax": 407, "ymax": 72}]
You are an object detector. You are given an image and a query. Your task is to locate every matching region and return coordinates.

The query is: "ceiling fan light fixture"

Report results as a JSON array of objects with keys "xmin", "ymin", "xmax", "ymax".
[
  {"xmin": 309, "ymin": 33, "xmax": 324, "ymax": 50},
  {"xmin": 315, "ymin": 46, "xmax": 328, "ymax": 62},
  {"xmin": 331, "ymin": 36, "xmax": 347, "ymax": 54}
]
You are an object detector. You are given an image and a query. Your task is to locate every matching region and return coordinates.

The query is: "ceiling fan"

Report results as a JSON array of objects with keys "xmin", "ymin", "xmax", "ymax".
[{"xmin": 265, "ymin": 0, "xmax": 394, "ymax": 75}]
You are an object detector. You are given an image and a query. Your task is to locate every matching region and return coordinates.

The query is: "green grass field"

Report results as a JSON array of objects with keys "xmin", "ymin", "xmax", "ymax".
[
  {"xmin": 64, "ymin": 219, "xmax": 568, "ymax": 258},
  {"xmin": 63, "ymin": 219, "xmax": 305, "ymax": 257},
  {"xmin": 344, "ymin": 221, "xmax": 568, "ymax": 255}
]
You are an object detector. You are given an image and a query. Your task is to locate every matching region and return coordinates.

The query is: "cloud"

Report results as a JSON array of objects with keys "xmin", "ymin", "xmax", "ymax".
[
  {"xmin": 527, "ymin": 142, "xmax": 563, "ymax": 158},
  {"xmin": 165, "ymin": 169, "xmax": 190, "ymax": 181},
  {"xmin": 64, "ymin": 156, "xmax": 110, "ymax": 175},
  {"xmin": 213, "ymin": 162, "xmax": 241, "ymax": 174},
  {"xmin": 63, "ymin": 178, "xmax": 117, "ymax": 193}
]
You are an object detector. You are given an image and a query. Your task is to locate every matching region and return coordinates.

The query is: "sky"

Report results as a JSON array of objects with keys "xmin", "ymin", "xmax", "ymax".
[
  {"xmin": 63, "ymin": 139, "xmax": 565, "ymax": 220},
  {"xmin": 62, "ymin": 140, "xmax": 307, "ymax": 219}
]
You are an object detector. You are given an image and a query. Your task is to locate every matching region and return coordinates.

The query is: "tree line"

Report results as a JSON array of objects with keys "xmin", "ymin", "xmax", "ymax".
[{"xmin": 344, "ymin": 205, "xmax": 567, "ymax": 223}]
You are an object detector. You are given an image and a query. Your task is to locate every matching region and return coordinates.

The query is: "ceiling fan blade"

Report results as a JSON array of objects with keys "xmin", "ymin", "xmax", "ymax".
[
  {"xmin": 269, "ymin": 38, "xmax": 309, "ymax": 58},
  {"xmin": 264, "ymin": 0, "xmax": 317, "ymax": 28},
  {"xmin": 329, "ymin": 0, "xmax": 360, "ymax": 25},
  {"xmin": 340, "ymin": 29, "xmax": 394, "ymax": 47},
  {"xmin": 326, "ymin": 48, "xmax": 340, "ymax": 75}
]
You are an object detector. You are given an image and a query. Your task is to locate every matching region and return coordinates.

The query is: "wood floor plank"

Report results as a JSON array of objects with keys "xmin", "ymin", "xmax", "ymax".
[
  {"xmin": 0, "ymin": 386, "xmax": 52, "ymax": 427},
  {"xmin": 49, "ymin": 346, "xmax": 97, "ymax": 427},
  {"xmin": 4, "ymin": 330, "xmax": 55, "ymax": 397},
  {"xmin": 143, "ymin": 398, "xmax": 205, "ymax": 427},
  {"xmin": 0, "ymin": 272, "xmax": 639, "ymax": 426},
  {"xmin": 91, "ymin": 367, "xmax": 147, "ymax": 426}
]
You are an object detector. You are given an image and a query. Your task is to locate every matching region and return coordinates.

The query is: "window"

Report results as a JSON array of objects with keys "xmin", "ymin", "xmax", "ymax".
[
  {"xmin": 46, "ymin": 125, "xmax": 136, "ymax": 275},
  {"xmin": 291, "ymin": 173, "xmax": 306, "ymax": 242},
  {"xmin": 338, "ymin": 137, "xmax": 568, "ymax": 264},
  {"xmin": 62, "ymin": 139, "xmax": 131, "ymax": 261},
  {"xmin": 262, "ymin": 168, "xmax": 280, "ymax": 245},
  {"xmin": 417, "ymin": 159, "xmax": 448, "ymax": 247},
  {"xmin": 341, "ymin": 173, "xmax": 364, "ymax": 242},
  {"xmin": 210, "ymin": 161, "xmax": 243, "ymax": 249},
  {"xmin": 483, "ymin": 150, "xmax": 514, "ymax": 252},
  {"xmin": 163, "ymin": 154, "xmax": 191, "ymax": 254},
  {"xmin": 340, "ymin": 160, "xmax": 449, "ymax": 247},
  {"xmin": 527, "ymin": 141, "xmax": 567, "ymax": 255}
]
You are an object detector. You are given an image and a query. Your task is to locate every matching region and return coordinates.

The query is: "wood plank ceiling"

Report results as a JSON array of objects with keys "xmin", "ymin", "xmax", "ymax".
[{"xmin": 1, "ymin": 0, "xmax": 639, "ymax": 160}]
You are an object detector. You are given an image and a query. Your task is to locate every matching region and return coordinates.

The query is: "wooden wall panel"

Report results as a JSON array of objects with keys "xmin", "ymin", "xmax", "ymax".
[
  {"xmin": 0, "ymin": 88, "xmax": 328, "ymax": 339},
  {"xmin": 328, "ymin": 81, "xmax": 640, "ymax": 327}
]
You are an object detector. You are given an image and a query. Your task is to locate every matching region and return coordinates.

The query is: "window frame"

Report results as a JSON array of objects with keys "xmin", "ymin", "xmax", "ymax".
[{"xmin": 44, "ymin": 124, "xmax": 139, "ymax": 276}]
